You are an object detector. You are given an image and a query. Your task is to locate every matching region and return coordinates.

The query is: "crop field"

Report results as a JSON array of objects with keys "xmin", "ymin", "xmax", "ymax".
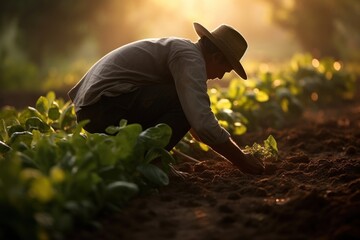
[{"xmin": 1, "ymin": 55, "xmax": 359, "ymax": 240}]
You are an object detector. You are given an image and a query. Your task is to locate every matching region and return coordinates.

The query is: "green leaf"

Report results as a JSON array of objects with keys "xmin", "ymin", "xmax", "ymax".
[
  {"xmin": 145, "ymin": 147, "xmax": 175, "ymax": 173},
  {"xmin": 73, "ymin": 120, "xmax": 90, "ymax": 136},
  {"xmin": 105, "ymin": 119, "xmax": 134, "ymax": 135},
  {"xmin": 255, "ymin": 90, "xmax": 269, "ymax": 102},
  {"xmin": 25, "ymin": 117, "xmax": 51, "ymax": 133},
  {"xmin": 95, "ymin": 138, "xmax": 118, "ymax": 166},
  {"xmin": 264, "ymin": 135, "xmax": 278, "ymax": 153},
  {"xmin": 228, "ymin": 79, "xmax": 245, "ymax": 99},
  {"xmin": 0, "ymin": 106, "xmax": 18, "ymax": 122},
  {"xmin": 106, "ymin": 181, "xmax": 138, "ymax": 195},
  {"xmin": 77, "ymin": 151, "xmax": 98, "ymax": 172},
  {"xmin": 105, "ymin": 181, "xmax": 139, "ymax": 204},
  {"xmin": 19, "ymin": 107, "xmax": 45, "ymax": 124},
  {"xmin": 145, "ymin": 147, "xmax": 167, "ymax": 163},
  {"xmin": 46, "ymin": 91, "xmax": 56, "ymax": 104},
  {"xmin": 281, "ymin": 98, "xmax": 289, "ymax": 112},
  {"xmin": 8, "ymin": 125, "xmax": 25, "ymax": 137},
  {"xmin": 139, "ymin": 124, "xmax": 172, "ymax": 149},
  {"xmin": 137, "ymin": 163, "xmax": 169, "ymax": 186},
  {"xmin": 119, "ymin": 119, "xmax": 128, "ymax": 128},
  {"xmin": 109, "ymin": 124, "xmax": 143, "ymax": 160},
  {"xmin": 48, "ymin": 106, "xmax": 61, "ymax": 120},
  {"xmin": 216, "ymin": 98, "xmax": 232, "ymax": 110},
  {"xmin": 0, "ymin": 119, "xmax": 8, "ymax": 141},
  {"xmin": 8, "ymin": 131, "xmax": 33, "ymax": 149},
  {"xmin": 105, "ymin": 126, "xmax": 121, "ymax": 135},
  {"xmin": 233, "ymin": 122, "xmax": 247, "ymax": 135},
  {"xmin": 15, "ymin": 151, "xmax": 38, "ymax": 168},
  {"xmin": 59, "ymin": 103, "xmax": 76, "ymax": 131},
  {"xmin": 33, "ymin": 137, "xmax": 57, "ymax": 172},
  {"xmin": 31, "ymin": 129, "xmax": 42, "ymax": 148},
  {"xmin": 36, "ymin": 96, "xmax": 49, "ymax": 116}
]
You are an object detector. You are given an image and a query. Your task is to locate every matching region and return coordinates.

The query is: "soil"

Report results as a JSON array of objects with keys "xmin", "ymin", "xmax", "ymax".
[
  {"xmin": 2, "ymin": 80, "xmax": 358, "ymax": 240},
  {"xmin": 69, "ymin": 93, "xmax": 360, "ymax": 240},
  {"xmin": 0, "ymin": 88, "xmax": 360, "ymax": 240}
]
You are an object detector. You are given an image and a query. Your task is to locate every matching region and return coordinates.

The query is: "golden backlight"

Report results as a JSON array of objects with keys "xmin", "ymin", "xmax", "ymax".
[{"xmin": 96, "ymin": 0, "xmax": 299, "ymax": 62}]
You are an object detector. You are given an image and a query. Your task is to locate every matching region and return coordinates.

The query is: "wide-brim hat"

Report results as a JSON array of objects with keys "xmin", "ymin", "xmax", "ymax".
[{"xmin": 193, "ymin": 22, "xmax": 248, "ymax": 79}]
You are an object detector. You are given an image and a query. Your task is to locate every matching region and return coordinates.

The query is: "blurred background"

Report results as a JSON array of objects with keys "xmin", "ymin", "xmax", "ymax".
[{"xmin": 0, "ymin": 0, "xmax": 359, "ymax": 107}]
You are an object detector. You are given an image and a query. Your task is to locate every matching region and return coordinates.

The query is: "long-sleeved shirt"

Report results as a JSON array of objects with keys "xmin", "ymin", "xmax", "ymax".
[{"xmin": 68, "ymin": 37, "xmax": 230, "ymax": 145}]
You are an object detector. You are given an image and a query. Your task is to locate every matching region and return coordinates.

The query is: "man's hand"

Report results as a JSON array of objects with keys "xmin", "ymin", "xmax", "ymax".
[
  {"xmin": 233, "ymin": 153, "xmax": 265, "ymax": 175},
  {"xmin": 210, "ymin": 138, "xmax": 265, "ymax": 175}
]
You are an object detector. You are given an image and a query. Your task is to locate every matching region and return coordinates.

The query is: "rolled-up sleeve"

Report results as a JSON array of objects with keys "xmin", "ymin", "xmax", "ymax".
[{"xmin": 169, "ymin": 54, "xmax": 230, "ymax": 145}]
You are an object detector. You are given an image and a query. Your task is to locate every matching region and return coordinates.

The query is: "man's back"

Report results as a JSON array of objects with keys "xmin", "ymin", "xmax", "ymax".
[{"xmin": 68, "ymin": 37, "xmax": 201, "ymax": 111}]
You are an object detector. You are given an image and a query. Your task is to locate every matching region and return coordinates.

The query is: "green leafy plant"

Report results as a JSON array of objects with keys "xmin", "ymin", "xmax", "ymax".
[
  {"xmin": 208, "ymin": 53, "xmax": 356, "ymax": 135},
  {"xmin": 0, "ymin": 93, "xmax": 175, "ymax": 240},
  {"xmin": 243, "ymin": 135, "xmax": 279, "ymax": 162},
  {"xmin": 175, "ymin": 54, "xmax": 356, "ymax": 157}
]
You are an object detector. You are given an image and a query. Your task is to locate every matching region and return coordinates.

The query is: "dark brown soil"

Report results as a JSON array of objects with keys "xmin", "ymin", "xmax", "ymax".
[
  {"xmin": 67, "ymin": 93, "xmax": 360, "ymax": 240},
  {"xmin": 2, "ymin": 81, "xmax": 359, "ymax": 240}
]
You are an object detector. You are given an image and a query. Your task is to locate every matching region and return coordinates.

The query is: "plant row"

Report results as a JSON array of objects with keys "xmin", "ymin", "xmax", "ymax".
[
  {"xmin": 0, "ymin": 54, "xmax": 357, "ymax": 239},
  {"xmin": 0, "ymin": 92, "xmax": 175, "ymax": 240},
  {"xmin": 177, "ymin": 54, "xmax": 357, "ymax": 155}
]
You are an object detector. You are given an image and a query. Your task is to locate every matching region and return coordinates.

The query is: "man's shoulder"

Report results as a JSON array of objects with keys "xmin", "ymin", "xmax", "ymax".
[
  {"xmin": 141, "ymin": 37, "xmax": 195, "ymax": 48},
  {"xmin": 119, "ymin": 37, "xmax": 194, "ymax": 52},
  {"xmin": 161, "ymin": 38, "xmax": 202, "ymax": 59},
  {"xmin": 135, "ymin": 37, "xmax": 201, "ymax": 59},
  {"xmin": 163, "ymin": 37, "xmax": 196, "ymax": 48}
]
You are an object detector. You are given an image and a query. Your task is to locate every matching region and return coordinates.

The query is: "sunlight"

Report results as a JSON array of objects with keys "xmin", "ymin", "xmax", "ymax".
[
  {"xmin": 136, "ymin": 0, "xmax": 274, "ymax": 39},
  {"xmin": 107, "ymin": 0, "xmax": 298, "ymax": 62},
  {"xmin": 312, "ymin": 58, "xmax": 320, "ymax": 68},
  {"xmin": 333, "ymin": 61, "xmax": 341, "ymax": 71},
  {"xmin": 259, "ymin": 63, "xmax": 270, "ymax": 72}
]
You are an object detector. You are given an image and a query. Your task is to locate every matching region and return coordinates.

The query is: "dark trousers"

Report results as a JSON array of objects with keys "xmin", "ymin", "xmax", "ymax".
[{"xmin": 76, "ymin": 84, "xmax": 190, "ymax": 150}]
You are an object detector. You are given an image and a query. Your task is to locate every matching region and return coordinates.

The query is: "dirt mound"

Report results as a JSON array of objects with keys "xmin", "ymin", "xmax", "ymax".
[{"xmin": 70, "ymin": 100, "xmax": 360, "ymax": 240}]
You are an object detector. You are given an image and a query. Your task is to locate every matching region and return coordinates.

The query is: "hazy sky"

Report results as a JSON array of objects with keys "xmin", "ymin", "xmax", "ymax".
[{"xmin": 114, "ymin": 0, "xmax": 300, "ymax": 62}]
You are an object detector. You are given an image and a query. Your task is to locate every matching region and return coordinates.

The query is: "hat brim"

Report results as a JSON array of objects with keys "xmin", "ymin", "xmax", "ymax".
[{"xmin": 193, "ymin": 22, "xmax": 247, "ymax": 80}]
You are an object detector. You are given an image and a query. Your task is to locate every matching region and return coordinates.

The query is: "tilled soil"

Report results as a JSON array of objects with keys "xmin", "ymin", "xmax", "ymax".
[{"xmin": 70, "ymin": 99, "xmax": 360, "ymax": 240}]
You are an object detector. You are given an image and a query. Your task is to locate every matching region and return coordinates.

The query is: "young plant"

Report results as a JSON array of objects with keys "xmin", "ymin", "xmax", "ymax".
[{"xmin": 243, "ymin": 135, "xmax": 279, "ymax": 162}]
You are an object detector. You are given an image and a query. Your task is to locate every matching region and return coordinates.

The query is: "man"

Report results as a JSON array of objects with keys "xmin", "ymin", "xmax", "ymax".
[{"xmin": 68, "ymin": 22, "xmax": 264, "ymax": 174}]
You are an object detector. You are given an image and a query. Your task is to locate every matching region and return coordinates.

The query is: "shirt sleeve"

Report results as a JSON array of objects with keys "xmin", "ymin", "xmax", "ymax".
[{"xmin": 168, "ymin": 52, "xmax": 230, "ymax": 145}]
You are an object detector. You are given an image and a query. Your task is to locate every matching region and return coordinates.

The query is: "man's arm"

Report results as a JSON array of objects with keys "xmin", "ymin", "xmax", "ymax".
[
  {"xmin": 209, "ymin": 137, "xmax": 265, "ymax": 174},
  {"xmin": 189, "ymin": 128, "xmax": 201, "ymax": 141}
]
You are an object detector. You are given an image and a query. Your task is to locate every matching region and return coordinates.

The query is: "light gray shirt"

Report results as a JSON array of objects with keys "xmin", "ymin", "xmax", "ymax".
[{"xmin": 68, "ymin": 37, "xmax": 230, "ymax": 145}]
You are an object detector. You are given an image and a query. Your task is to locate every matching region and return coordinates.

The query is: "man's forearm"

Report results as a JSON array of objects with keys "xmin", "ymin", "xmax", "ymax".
[
  {"xmin": 189, "ymin": 128, "xmax": 201, "ymax": 141},
  {"xmin": 210, "ymin": 138, "xmax": 246, "ymax": 162},
  {"xmin": 209, "ymin": 138, "xmax": 264, "ymax": 174}
]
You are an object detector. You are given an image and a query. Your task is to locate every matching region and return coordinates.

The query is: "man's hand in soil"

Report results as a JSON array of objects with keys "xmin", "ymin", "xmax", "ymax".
[
  {"xmin": 210, "ymin": 138, "xmax": 265, "ymax": 175},
  {"xmin": 240, "ymin": 153, "xmax": 265, "ymax": 175}
]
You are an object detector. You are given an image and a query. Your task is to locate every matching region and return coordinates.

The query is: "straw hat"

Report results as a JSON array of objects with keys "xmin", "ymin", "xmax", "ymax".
[{"xmin": 193, "ymin": 22, "xmax": 248, "ymax": 79}]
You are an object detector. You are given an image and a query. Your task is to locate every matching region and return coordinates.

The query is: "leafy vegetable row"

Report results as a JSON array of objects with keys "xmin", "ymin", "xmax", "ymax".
[
  {"xmin": 0, "ymin": 92, "xmax": 175, "ymax": 240},
  {"xmin": 214, "ymin": 54, "xmax": 356, "ymax": 133},
  {"xmin": 177, "ymin": 54, "xmax": 356, "ymax": 155}
]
